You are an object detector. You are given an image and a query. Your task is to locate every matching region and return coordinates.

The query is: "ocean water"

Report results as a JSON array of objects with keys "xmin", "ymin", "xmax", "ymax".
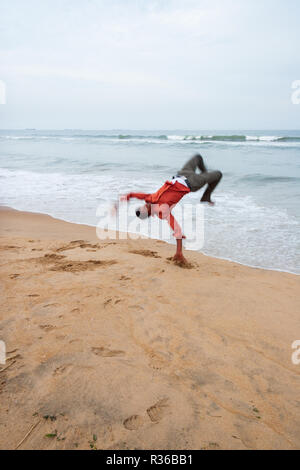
[{"xmin": 0, "ymin": 129, "xmax": 299, "ymax": 274}]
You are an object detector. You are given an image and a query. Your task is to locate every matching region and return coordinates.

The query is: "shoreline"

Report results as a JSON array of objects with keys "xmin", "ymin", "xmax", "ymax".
[
  {"xmin": 1, "ymin": 204, "xmax": 298, "ymax": 276},
  {"xmin": 0, "ymin": 205, "xmax": 299, "ymax": 450}
]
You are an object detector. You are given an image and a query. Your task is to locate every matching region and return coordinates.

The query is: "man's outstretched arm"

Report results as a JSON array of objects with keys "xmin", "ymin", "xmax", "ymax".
[
  {"xmin": 167, "ymin": 213, "xmax": 183, "ymax": 239},
  {"xmin": 121, "ymin": 192, "xmax": 150, "ymax": 201}
]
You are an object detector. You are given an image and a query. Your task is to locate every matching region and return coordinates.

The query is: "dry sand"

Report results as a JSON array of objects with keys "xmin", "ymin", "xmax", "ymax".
[{"xmin": 0, "ymin": 206, "xmax": 299, "ymax": 450}]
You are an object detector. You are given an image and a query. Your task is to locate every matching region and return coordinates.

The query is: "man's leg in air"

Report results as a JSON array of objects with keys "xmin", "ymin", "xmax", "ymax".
[
  {"xmin": 179, "ymin": 155, "xmax": 222, "ymax": 202},
  {"xmin": 180, "ymin": 154, "xmax": 207, "ymax": 174}
]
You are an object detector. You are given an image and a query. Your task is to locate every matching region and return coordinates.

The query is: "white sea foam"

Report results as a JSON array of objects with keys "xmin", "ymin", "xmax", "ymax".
[
  {"xmin": 167, "ymin": 135, "xmax": 186, "ymax": 141},
  {"xmin": 246, "ymin": 135, "xmax": 283, "ymax": 142},
  {"xmin": 1, "ymin": 133, "xmax": 300, "ymax": 148}
]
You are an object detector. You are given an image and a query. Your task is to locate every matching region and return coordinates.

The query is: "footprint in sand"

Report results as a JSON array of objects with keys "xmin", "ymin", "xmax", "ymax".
[
  {"xmin": 55, "ymin": 240, "xmax": 101, "ymax": 253},
  {"xmin": 103, "ymin": 297, "xmax": 122, "ymax": 307},
  {"xmin": 91, "ymin": 347, "xmax": 125, "ymax": 358},
  {"xmin": 54, "ymin": 240, "xmax": 85, "ymax": 252},
  {"xmin": 148, "ymin": 352, "xmax": 168, "ymax": 370},
  {"xmin": 123, "ymin": 415, "xmax": 144, "ymax": 431},
  {"xmin": 147, "ymin": 398, "xmax": 169, "ymax": 423},
  {"xmin": 53, "ymin": 364, "xmax": 72, "ymax": 376},
  {"xmin": 31, "ymin": 253, "xmax": 117, "ymax": 273},
  {"xmin": 6, "ymin": 353, "xmax": 22, "ymax": 363},
  {"xmin": 28, "ymin": 253, "xmax": 65, "ymax": 265},
  {"xmin": 50, "ymin": 259, "xmax": 117, "ymax": 273},
  {"xmin": 129, "ymin": 250, "xmax": 161, "ymax": 259},
  {"xmin": 39, "ymin": 324, "xmax": 56, "ymax": 332},
  {"xmin": 43, "ymin": 303, "xmax": 61, "ymax": 308},
  {"xmin": 42, "ymin": 253, "xmax": 66, "ymax": 262},
  {"xmin": 9, "ymin": 274, "xmax": 20, "ymax": 279},
  {"xmin": 201, "ymin": 442, "xmax": 221, "ymax": 450},
  {"xmin": 0, "ymin": 245, "xmax": 20, "ymax": 250}
]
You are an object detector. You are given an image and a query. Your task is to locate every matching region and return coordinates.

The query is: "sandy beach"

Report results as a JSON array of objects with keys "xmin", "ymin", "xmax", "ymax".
[{"xmin": 0, "ymin": 206, "xmax": 299, "ymax": 450}]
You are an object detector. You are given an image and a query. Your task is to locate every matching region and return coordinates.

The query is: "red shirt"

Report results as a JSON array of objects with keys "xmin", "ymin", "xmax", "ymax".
[{"xmin": 126, "ymin": 180, "xmax": 190, "ymax": 239}]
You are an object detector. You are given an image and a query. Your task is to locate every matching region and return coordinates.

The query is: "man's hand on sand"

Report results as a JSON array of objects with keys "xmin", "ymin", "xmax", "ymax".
[{"xmin": 172, "ymin": 252, "xmax": 188, "ymax": 266}]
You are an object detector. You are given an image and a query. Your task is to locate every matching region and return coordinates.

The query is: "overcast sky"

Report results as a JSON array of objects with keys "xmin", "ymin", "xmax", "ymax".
[{"xmin": 0, "ymin": 0, "xmax": 299, "ymax": 129}]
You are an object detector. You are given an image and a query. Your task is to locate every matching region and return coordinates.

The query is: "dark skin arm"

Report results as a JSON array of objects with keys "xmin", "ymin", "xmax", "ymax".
[
  {"xmin": 121, "ymin": 194, "xmax": 189, "ymax": 265},
  {"xmin": 172, "ymin": 237, "xmax": 188, "ymax": 265},
  {"xmin": 160, "ymin": 211, "xmax": 188, "ymax": 265}
]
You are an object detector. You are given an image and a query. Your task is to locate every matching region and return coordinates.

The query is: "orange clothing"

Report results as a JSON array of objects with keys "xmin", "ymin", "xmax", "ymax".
[{"xmin": 126, "ymin": 180, "xmax": 190, "ymax": 239}]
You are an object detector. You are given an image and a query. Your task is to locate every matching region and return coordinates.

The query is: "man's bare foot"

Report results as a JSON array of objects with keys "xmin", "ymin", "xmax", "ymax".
[{"xmin": 200, "ymin": 199, "xmax": 215, "ymax": 206}]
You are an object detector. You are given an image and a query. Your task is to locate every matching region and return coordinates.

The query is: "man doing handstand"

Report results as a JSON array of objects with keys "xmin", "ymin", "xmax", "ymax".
[{"xmin": 121, "ymin": 154, "xmax": 222, "ymax": 265}]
